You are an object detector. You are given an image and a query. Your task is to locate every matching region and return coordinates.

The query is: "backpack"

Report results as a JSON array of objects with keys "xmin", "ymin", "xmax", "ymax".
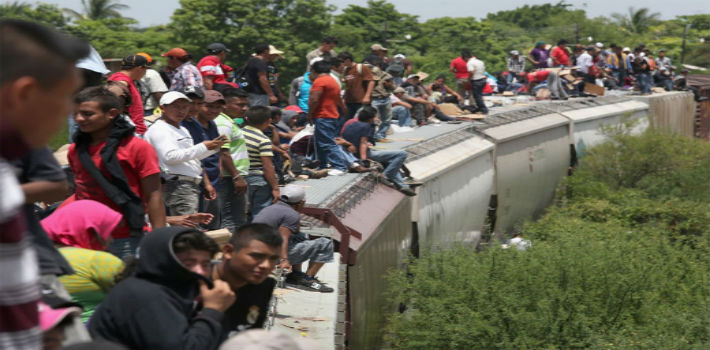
[
  {"xmin": 386, "ymin": 58, "xmax": 405, "ymax": 77},
  {"xmin": 234, "ymin": 58, "xmax": 258, "ymax": 91}
]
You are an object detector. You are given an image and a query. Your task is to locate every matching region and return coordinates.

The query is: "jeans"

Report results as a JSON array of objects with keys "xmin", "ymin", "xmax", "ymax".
[
  {"xmin": 392, "ymin": 105, "xmax": 413, "ymax": 127},
  {"xmin": 246, "ymin": 174, "xmax": 273, "ymax": 218},
  {"xmin": 163, "ymin": 179, "xmax": 200, "ymax": 216},
  {"xmin": 108, "ymin": 236, "xmax": 143, "ymax": 260},
  {"xmin": 372, "ymin": 97, "xmax": 393, "ymax": 140},
  {"xmin": 637, "ymin": 72, "xmax": 651, "ymax": 94},
  {"xmin": 313, "ymin": 118, "xmax": 348, "ymax": 171},
  {"xmin": 432, "ymin": 109, "xmax": 454, "ymax": 122},
  {"xmin": 470, "ymin": 78, "xmax": 488, "ymax": 113},
  {"xmin": 248, "ymin": 93, "xmax": 269, "ymax": 107},
  {"xmin": 656, "ymin": 75, "xmax": 673, "ymax": 91},
  {"xmin": 218, "ymin": 177, "xmax": 247, "ymax": 233},
  {"xmin": 288, "ymin": 237, "xmax": 334, "ymax": 265},
  {"xmin": 369, "ymin": 149, "xmax": 409, "ymax": 189},
  {"xmin": 338, "ymin": 145, "xmax": 360, "ymax": 167}
]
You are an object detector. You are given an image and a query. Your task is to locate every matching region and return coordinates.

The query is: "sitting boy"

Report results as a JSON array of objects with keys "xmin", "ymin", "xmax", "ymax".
[{"xmin": 342, "ymin": 106, "xmax": 416, "ymax": 196}]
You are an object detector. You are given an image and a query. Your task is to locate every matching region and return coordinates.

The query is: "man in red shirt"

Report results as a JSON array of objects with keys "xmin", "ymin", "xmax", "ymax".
[
  {"xmin": 450, "ymin": 50, "xmax": 472, "ymax": 106},
  {"xmin": 550, "ymin": 39, "xmax": 570, "ymax": 67},
  {"xmin": 307, "ymin": 60, "xmax": 349, "ymax": 176},
  {"xmin": 68, "ymin": 86, "xmax": 166, "ymax": 258},
  {"xmin": 197, "ymin": 43, "xmax": 239, "ymax": 91},
  {"xmin": 107, "ymin": 55, "xmax": 148, "ymax": 134}
]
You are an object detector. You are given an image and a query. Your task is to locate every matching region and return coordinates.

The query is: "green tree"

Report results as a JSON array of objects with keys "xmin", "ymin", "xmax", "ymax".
[
  {"xmin": 170, "ymin": 0, "xmax": 333, "ymax": 92},
  {"xmin": 611, "ymin": 7, "xmax": 661, "ymax": 34},
  {"xmin": 66, "ymin": 18, "xmax": 173, "ymax": 59},
  {"xmin": 330, "ymin": 0, "xmax": 420, "ymax": 58},
  {"xmin": 485, "ymin": 1, "xmax": 574, "ymax": 30},
  {"xmin": 63, "ymin": 0, "xmax": 129, "ymax": 21},
  {"xmin": 0, "ymin": 2, "xmax": 69, "ymax": 29}
]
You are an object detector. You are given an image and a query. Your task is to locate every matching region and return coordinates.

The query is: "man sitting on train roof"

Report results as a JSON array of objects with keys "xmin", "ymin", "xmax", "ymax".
[{"xmin": 253, "ymin": 185, "xmax": 335, "ymax": 292}]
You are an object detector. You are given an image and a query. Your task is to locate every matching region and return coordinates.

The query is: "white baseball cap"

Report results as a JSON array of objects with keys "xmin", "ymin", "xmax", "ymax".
[
  {"xmin": 309, "ymin": 57, "xmax": 324, "ymax": 67},
  {"xmin": 394, "ymin": 54, "xmax": 406, "ymax": 59},
  {"xmin": 510, "ymin": 50, "xmax": 519, "ymax": 55},
  {"xmin": 280, "ymin": 184, "xmax": 305, "ymax": 204},
  {"xmin": 160, "ymin": 91, "xmax": 191, "ymax": 106},
  {"xmin": 595, "ymin": 42, "xmax": 605, "ymax": 48}
]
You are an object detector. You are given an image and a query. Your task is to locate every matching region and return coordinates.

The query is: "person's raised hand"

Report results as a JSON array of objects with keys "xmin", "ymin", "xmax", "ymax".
[{"xmin": 200, "ymin": 280, "xmax": 236, "ymax": 313}]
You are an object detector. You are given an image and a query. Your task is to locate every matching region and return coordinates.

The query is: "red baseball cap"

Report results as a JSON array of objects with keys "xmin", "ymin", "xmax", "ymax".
[
  {"xmin": 284, "ymin": 105, "xmax": 304, "ymax": 114},
  {"xmin": 161, "ymin": 48, "xmax": 188, "ymax": 58}
]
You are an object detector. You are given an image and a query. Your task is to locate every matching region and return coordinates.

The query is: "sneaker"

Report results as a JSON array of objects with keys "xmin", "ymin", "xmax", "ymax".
[
  {"xmin": 349, "ymin": 164, "xmax": 371, "ymax": 173},
  {"xmin": 298, "ymin": 276, "xmax": 334, "ymax": 293},
  {"xmin": 405, "ymin": 180, "xmax": 423, "ymax": 188},
  {"xmin": 285, "ymin": 271, "xmax": 306, "ymax": 284},
  {"xmin": 306, "ymin": 168, "xmax": 328, "ymax": 179},
  {"xmin": 327, "ymin": 169, "xmax": 346, "ymax": 176},
  {"xmin": 398, "ymin": 187, "xmax": 417, "ymax": 196}
]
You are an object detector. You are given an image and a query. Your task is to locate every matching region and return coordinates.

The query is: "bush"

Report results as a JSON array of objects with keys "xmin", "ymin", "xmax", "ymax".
[{"xmin": 384, "ymin": 130, "xmax": 710, "ymax": 349}]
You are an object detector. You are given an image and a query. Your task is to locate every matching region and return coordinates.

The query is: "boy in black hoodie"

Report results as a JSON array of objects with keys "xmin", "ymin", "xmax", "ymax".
[{"xmin": 88, "ymin": 227, "xmax": 235, "ymax": 350}]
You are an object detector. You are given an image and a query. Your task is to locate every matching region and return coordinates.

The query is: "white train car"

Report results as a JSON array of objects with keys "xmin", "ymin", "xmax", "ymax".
[
  {"xmin": 405, "ymin": 127, "xmax": 496, "ymax": 249},
  {"xmin": 544, "ymin": 96, "xmax": 649, "ymax": 159},
  {"xmin": 475, "ymin": 106, "xmax": 572, "ymax": 238}
]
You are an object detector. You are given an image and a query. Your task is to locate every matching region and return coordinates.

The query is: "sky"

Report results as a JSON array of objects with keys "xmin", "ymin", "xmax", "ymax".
[{"xmin": 19, "ymin": 0, "xmax": 710, "ymax": 27}]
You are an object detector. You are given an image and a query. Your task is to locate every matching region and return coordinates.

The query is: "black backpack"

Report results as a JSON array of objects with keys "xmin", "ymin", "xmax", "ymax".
[{"xmin": 234, "ymin": 59, "xmax": 253, "ymax": 91}]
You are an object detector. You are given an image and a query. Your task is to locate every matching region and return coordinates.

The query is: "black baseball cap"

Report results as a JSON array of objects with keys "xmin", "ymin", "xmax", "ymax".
[
  {"xmin": 181, "ymin": 86, "xmax": 205, "ymax": 99},
  {"xmin": 207, "ymin": 43, "xmax": 231, "ymax": 54},
  {"xmin": 120, "ymin": 54, "xmax": 148, "ymax": 68}
]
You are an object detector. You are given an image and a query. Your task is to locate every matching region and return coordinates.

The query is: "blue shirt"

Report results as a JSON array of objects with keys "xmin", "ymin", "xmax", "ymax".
[
  {"xmin": 298, "ymin": 72, "xmax": 312, "ymax": 113},
  {"xmin": 181, "ymin": 117, "xmax": 220, "ymax": 187},
  {"xmin": 342, "ymin": 121, "xmax": 374, "ymax": 157}
]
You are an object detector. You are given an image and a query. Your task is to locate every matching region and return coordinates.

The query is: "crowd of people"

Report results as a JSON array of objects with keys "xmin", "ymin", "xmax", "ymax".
[
  {"xmin": 0, "ymin": 16, "xmax": 695, "ymax": 350},
  {"xmin": 478, "ymin": 39, "xmax": 690, "ymax": 100}
]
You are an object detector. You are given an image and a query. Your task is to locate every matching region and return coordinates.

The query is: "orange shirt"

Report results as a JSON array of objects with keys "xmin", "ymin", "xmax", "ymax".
[{"xmin": 310, "ymin": 75, "xmax": 341, "ymax": 119}]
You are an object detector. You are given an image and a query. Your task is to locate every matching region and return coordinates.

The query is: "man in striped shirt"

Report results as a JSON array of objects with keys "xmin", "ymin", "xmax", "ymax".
[
  {"xmin": 242, "ymin": 106, "xmax": 279, "ymax": 217},
  {"xmin": 215, "ymin": 88, "xmax": 250, "ymax": 232},
  {"xmin": 0, "ymin": 19, "xmax": 88, "ymax": 350}
]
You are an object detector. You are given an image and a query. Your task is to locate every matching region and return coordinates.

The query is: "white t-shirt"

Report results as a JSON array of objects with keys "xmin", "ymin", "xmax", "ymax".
[
  {"xmin": 577, "ymin": 52, "xmax": 593, "ymax": 74},
  {"xmin": 140, "ymin": 69, "xmax": 168, "ymax": 110},
  {"xmin": 466, "ymin": 57, "xmax": 486, "ymax": 80},
  {"xmin": 144, "ymin": 119, "xmax": 216, "ymax": 178}
]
